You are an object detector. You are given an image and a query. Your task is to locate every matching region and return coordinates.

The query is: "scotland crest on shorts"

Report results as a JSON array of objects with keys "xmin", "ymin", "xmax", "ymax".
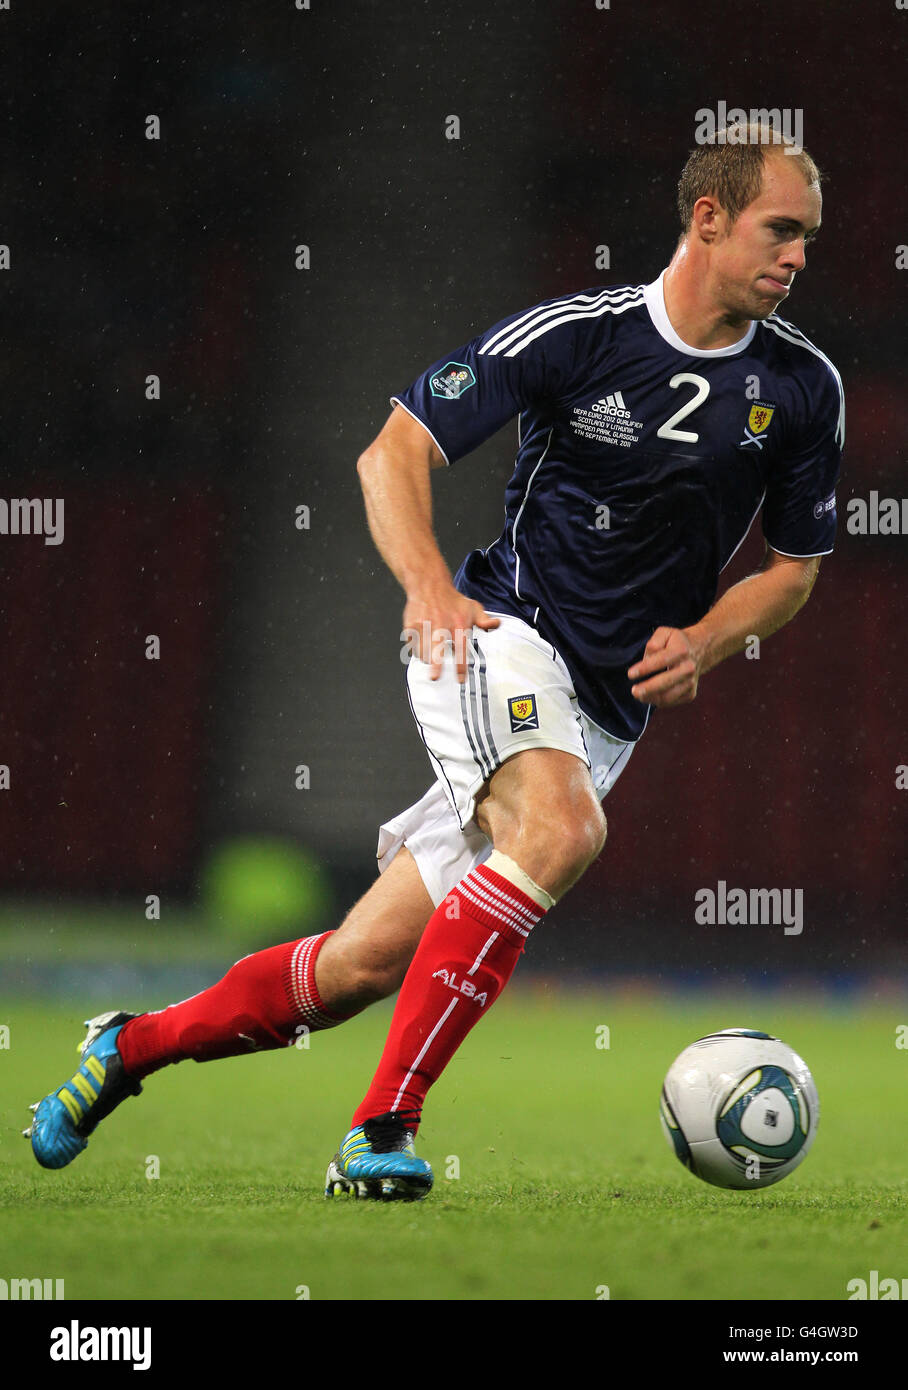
[
  {"xmin": 430, "ymin": 362, "xmax": 476, "ymax": 399},
  {"xmin": 508, "ymin": 694, "xmax": 538, "ymax": 732}
]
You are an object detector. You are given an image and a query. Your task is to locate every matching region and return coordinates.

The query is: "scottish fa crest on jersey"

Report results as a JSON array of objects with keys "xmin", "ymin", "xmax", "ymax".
[
  {"xmin": 430, "ymin": 362, "xmax": 476, "ymax": 399},
  {"xmin": 508, "ymin": 693, "xmax": 538, "ymax": 732},
  {"xmin": 748, "ymin": 403, "xmax": 775, "ymax": 434},
  {"xmin": 740, "ymin": 401, "xmax": 776, "ymax": 450}
]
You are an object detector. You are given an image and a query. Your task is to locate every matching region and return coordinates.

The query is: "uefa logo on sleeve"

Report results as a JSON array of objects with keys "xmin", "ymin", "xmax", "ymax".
[{"xmin": 430, "ymin": 363, "xmax": 476, "ymax": 400}]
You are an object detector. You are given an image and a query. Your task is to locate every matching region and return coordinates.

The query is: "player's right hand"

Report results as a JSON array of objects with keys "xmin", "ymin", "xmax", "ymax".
[{"xmin": 402, "ymin": 585, "xmax": 500, "ymax": 683}]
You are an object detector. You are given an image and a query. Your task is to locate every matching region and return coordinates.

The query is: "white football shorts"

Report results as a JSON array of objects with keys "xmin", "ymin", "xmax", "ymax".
[{"xmin": 376, "ymin": 612, "xmax": 638, "ymax": 906}]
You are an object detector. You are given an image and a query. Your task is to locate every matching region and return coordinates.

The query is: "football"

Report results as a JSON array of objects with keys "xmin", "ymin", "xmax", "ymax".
[{"xmin": 660, "ymin": 1028, "xmax": 819, "ymax": 1190}]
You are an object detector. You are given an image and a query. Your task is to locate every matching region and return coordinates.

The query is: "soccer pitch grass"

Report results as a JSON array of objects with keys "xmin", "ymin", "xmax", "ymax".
[{"xmin": 1, "ymin": 990, "xmax": 905, "ymax": 1302}]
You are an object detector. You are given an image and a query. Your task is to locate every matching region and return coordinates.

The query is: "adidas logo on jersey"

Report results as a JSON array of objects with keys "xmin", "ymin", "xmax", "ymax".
[{"xmin": 591, "ymin": 392, "xmax": 631, "ymax": 420}]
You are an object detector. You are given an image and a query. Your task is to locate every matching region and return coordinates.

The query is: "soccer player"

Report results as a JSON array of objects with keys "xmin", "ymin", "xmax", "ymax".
[{"xmin": 26, "ymin": 127, "xmax": 843, "ymax": 1201}]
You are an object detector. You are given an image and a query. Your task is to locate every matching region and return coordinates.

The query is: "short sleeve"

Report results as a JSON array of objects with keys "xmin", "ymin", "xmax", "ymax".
[
  {"xmin": 762, "ymin": 362, "xmax": 845, "ymax": 557},
  {"xmin": 390, "ymin": 297, "xmax": 578, "ymax": 464}
]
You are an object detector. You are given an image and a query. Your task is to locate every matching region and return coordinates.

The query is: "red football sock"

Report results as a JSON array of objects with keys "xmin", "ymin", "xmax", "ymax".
[
  {"xmin": 117, "ymin": 932, "xmax": 348, "ymax": 1080},
  {"xmin": 351, "ymin": 855, "xmax": 550, "ymax": 1131}
]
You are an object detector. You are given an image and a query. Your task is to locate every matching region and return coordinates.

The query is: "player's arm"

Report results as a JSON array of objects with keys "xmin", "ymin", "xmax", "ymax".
[
  {"xmin": 357, "ymin": 404, "xmax": 500, "ymax": 682},
  {"xmin": 627, "ymin": 546, "xmax": 820, "ymax": 708}
]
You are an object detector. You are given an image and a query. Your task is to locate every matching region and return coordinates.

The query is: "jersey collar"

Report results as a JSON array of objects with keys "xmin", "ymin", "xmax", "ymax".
[{"xmin": 644, "ymin": 269, "xmax": 756, "ymax": 357}]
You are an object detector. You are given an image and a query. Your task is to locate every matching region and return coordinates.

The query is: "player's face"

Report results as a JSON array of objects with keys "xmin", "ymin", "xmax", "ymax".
[{"xmin": 714, "ymin": 154, "xmax": 822, "ymax": 320}]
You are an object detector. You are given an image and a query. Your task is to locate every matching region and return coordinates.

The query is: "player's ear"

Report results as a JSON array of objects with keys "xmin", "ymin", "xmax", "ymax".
[{"xmin": 691, "ymin": 194, "xmax": 721, "ymax": 243}]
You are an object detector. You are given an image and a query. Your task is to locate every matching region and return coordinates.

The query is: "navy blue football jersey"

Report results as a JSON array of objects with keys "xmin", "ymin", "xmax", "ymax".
[{"xmin": 391, "ymin": 273, "xmax": 844, "ymax": 742}]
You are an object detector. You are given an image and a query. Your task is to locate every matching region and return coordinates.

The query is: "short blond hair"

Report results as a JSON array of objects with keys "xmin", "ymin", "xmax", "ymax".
[{"xmin": 677, "ymin": 125, "xmax": 821, "ymax": 232}]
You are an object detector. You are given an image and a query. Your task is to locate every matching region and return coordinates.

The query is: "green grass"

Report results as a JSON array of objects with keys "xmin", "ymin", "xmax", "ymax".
[{"xmin": 1, "ymin": 991, "xmax": 905, "ymax": 1300}]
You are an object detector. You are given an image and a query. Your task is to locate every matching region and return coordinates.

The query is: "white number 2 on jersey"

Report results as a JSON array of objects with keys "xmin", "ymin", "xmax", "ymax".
[{"xmin": 656, "ymin": 372, "xmax": 711, "ymax": 443}]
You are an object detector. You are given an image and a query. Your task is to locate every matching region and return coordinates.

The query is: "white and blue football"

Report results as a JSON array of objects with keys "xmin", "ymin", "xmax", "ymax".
[{"xmin": 660, "ymin": 1028, "xmax": 819, "ymax": 1190}]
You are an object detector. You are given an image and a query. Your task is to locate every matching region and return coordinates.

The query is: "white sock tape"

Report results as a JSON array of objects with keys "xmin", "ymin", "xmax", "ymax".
[{"xmin": 484, "ymin": 849, "xmax": 556, "ymax": 911}]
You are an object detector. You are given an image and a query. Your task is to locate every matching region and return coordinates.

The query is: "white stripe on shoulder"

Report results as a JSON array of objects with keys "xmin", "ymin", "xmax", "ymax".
[
  {"xmin": 480, "ymin": 288, "xmax": 615, "ymax": 356},
  {"xmin": 497, "ymin": 290, "xmax": 645, "ymax": 359},
  {"xmin": 480, "ymin": 285, "xmax": 644, "ymax": 358},
  {"xmin": 761, "ymin": 316, "xmax": 845, "ymax": 449}
]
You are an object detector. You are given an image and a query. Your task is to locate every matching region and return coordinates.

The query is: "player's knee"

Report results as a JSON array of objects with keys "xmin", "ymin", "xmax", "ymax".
[
  {"xmin": 552, "ymin": 806, "xmax": 607, "ymax": 877},
  {"xmin": 505, "ymin": 803, "xmax": 606, "ymax": 892}
]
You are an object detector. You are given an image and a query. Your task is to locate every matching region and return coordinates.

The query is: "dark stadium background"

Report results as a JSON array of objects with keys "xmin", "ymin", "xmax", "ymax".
[{"xmin": 1, "ymin": 0, "xmax": 905, "ymax": 992}]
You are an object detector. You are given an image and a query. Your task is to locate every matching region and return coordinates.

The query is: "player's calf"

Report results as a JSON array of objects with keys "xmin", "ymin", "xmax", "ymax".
[{"xmin": 313, "ymin": 844, "xmax": 434, "ymax": 1012}]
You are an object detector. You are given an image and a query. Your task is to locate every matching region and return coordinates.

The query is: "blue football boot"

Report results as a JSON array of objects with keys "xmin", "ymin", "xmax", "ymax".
[
  {"xmin": 24, "ymin": 1010, "xmax": 143, "ymax": 1169},
  {"xmin": 325, "ymin": 1111, "xmax": 433, "ymax": 1201}
]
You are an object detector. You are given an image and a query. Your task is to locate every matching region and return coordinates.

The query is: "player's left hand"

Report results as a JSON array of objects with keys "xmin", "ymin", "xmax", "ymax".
[{"xmin": 627, "ymin": 626, "xmax": 704, "ymax": 707}]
